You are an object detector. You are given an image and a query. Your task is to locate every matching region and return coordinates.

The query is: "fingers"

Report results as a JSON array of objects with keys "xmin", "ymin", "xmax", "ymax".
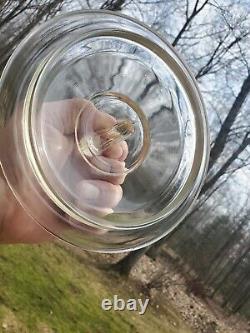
[
  {"xmin": 76, "ymin": 180, "xmax": 123, "ymax": 216},
  {"xmin": 84, "ymin": 156, "xmax": 126, "ymax": 185},
  {"xmin": 91, "ymin": 107, "xmax": 116, "ymax": 131},
  {"xmin": 103, "ymin": 140, "xmax": 129, "ymax": 161},
  {"xmin": 84, "ymin": 104, "xmax": 128, "ymax": 161},
  {"xmin": 41, "ymin": 98, "xmax": 128, "ymax": 161},
  {"xmin": 70, "ymin": 154, "xmax": 126, "ymax": 185},
  {"xmin": 119, "ymin": 141, "xmax": 129, "ymax": 161},
  {"xmin": 42, "ymin": 98, "xmax": 116, "ymax": 135},
  {"xmin": 40, "ymin": 98, "xmax": 128, "ymax": 219}
]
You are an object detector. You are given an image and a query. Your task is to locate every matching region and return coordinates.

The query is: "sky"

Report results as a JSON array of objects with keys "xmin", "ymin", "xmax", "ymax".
[{"xmin": 62, "ymin": 0, "xmax": 250, "ymax": 214}]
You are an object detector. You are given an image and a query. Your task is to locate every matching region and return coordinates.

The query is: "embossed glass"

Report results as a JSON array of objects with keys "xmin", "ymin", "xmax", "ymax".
[{"xmin": 0, "ymin": 11, "xmax": 209, "ymax": 252}]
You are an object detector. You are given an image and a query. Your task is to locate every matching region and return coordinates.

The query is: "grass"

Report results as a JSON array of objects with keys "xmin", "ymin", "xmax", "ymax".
[{"xmin": 0, "ymin": 243, "xmax": 193, "ymax": 333}]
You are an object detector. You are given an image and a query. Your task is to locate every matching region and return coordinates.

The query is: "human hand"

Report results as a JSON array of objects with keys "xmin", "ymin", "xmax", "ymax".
[{"xmin": 0, "ymin": 99, "xmax": 128, "ymax": 243}]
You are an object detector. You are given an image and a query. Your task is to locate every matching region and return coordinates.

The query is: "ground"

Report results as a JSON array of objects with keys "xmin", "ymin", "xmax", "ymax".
[
  {"xmin": 0, "ymin": 243, "xmax": 248, "ymax": 333},
  {"xmin": 0, "ymin": 243, "xmax": 193, "ymax": 333},
  {"xmin": 94, "ymin": 248, "xmax": 249, "ymax": 333}
]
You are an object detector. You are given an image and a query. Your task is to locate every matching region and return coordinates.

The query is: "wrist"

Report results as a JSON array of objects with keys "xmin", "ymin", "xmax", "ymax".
[{"xmin": 0, "ymin": 169, "xmax": 8, "ymax": 241}]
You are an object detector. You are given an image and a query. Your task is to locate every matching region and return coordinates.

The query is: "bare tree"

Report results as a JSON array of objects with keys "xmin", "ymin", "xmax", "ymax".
[
  {"xmin": 204, "ymin": 216, "xmax": 249, "ymax": 284},
  {"xmin": 208, "ymin": 74, "xmax": 250, "ymax": 171},
  {"xmin": 211, "ymin": 242, "xmax": 250, "ymax": 297},
  {"xmin": 0, "ymin": 0, "xmax": 64, "ymax": 73},
  {"xmin": 109, "ymin": 0, "xmax": 250, "ymax": 276},
  {"xmin": 172, "ymin": 0, "xmax": 210, "ymax": 47}
]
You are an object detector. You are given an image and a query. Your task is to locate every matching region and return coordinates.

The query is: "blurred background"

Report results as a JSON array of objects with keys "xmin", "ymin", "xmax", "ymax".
[{"xmin": 0, "ymin": 1, "xmax": 250, "ymax": 333}]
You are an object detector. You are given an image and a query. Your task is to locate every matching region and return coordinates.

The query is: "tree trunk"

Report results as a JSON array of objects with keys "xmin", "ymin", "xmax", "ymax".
[
  {"xmin": 107, "ymin": 4, "xmax": 250, "ymax": 277},
  {"xmin": 201, "ymin": 132, "xmax": 250, "ymax": 194},
  {"xmin": 222, "ymin": 266, "xmax": 250, "ymax": 308},
  {"xmin": 146, "ymin": 225, "xmax": 182, "ymax": 259},
  {"xmin": 205, "ymin": 219, "xmax": 248, "ymax": 284},
  {"xmin": 208, "ymin": 73, "xmax": 250, "ymax": 170},
  {"xmin": 146, "ymin": 241, "xmax": 164, "ymax": 260},
  {"xmin": 211, "ymin": 243, "xmax": 250, "ymax": 297},
  {"xmin": 111, "ymin": 246, "xmax": 150, "ymax": 276},
  {"xmin": 232, "ymin": 289, "xmax": 250, "ymax": 313}
]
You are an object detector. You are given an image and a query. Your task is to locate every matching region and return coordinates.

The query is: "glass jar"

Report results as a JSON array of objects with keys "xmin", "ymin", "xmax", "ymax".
[{"xmin": 0, "ymin": 10, "xmax": 209, "ymax": 252}]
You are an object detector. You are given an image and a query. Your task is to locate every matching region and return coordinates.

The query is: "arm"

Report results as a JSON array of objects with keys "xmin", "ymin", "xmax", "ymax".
[{"xmin": 0, "ymin": 167, "xmax": 50, "ymax": 243}]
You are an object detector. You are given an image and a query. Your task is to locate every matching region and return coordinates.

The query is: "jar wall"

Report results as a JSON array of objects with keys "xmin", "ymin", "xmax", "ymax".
[{"xmin": 0, "ymin": 11, "xmax": 209, "ymax": 252}]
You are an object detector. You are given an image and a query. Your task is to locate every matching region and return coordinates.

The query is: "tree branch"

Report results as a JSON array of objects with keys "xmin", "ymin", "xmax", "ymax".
[
  {"xmin": 209, "ymin": 73, "xmax": 250, "ymax": 170},
  {"xmin": 100, "ymin": 0, "xmax": 126, "ymax": 10},
  {"xmin": 172, "ymin": 0, "xmax": 210, "ymax": 47},
  {"xmin": 202, "ymin": 132, "xmax": 250, "ymax": 194}
]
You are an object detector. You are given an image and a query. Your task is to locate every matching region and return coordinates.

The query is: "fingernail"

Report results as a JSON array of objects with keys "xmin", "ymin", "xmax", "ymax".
[{"xmin": 81, "ymin": 182, "xmax": 100, "ymax": 201}]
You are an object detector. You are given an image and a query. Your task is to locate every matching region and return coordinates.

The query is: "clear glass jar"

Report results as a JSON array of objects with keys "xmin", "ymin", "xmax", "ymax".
[{"xmin": 0, "ymin": 10, "xmax": 209, "ymax": 252}]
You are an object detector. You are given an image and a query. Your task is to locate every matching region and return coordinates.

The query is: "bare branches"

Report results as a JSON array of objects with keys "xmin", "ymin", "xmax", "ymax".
[
  {"xmin": 0, "ymin": 0, "xmax": 64, "ymax": 72},
  {"xmin": 172, "ymin": 0, "xmax": 210, "ymax": 47},
  {"xmin": 170, "ymin": 0, "xmax": 250, "ymax": 85},
  {"xmin": 100, "ymin": 0, "xmax": 127, "ymax": 10},
  {"xmin": 185, "ymin": 0, "xmax": 190, "ymax": 19},
  {"xmin": 209, "ymin": 73, "xmax": 250, "ymax": 170},
  {"xmin": 195, "ymin": 32, "xmax": 249, "ymax": 79},
  {"xmin": 202, "ymin": 132, "xmax": 250, "ymax": 194},
  {"xmin": 86, "ymin": 0, "xmax": 92, "ymax": 8},
  {"xmin": 0, "ymin": 1, "xmax": 33, "ymax": 30}
]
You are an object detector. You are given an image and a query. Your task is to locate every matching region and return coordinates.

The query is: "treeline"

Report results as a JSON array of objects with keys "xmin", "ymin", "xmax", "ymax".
[
  {"xmin": 92, "ymin": 0, "xmax": 250, "ymax": 319},
  {"xmin": 168, "ymin": 210, "xmax": 250, "ymax": 317}
]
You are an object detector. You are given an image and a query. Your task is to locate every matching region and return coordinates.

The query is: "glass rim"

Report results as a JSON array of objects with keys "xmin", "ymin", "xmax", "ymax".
[{"xmin": 0, "ymin": 10, "xmax": 210, "ymax": 235}]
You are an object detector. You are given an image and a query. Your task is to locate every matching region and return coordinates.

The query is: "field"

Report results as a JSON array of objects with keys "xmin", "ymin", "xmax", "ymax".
[{"xmin": 0, "ymin": 243, "xmax": 193, "ymax": 333}]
